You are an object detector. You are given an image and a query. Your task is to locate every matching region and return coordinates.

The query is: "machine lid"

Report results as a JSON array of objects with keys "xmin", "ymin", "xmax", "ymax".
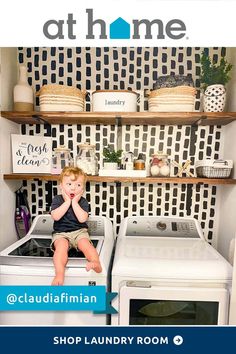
[
  {"xmin": 0, "ymin": 236, "xmax": 103, "ymax": 267},
  {"xmin": 112, "ymin": 238, "xmax": 232, "ymax": 282}
]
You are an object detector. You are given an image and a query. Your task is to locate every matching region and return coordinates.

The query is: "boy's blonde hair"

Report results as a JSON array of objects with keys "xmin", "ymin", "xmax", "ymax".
[{"xmin": 59, "ymin": 166, "xmax": 87, "ymax": 185}]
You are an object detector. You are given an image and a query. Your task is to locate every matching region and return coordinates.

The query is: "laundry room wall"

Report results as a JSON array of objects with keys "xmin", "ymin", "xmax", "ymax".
[
  {"xmin": 2, "ymin": 46, "xmax": 235, "ymax": 322},
  {"xmin": 216, "ymin": 47, "xmax": 236, "ymax": 261},
  {"xmin": 0, "ymin": 48, "xmax": 20, "ymax": 250},
  {"xmin": 13, "ymin": 47, "xmax": 231, "ymax": 246},
  {"xmin": 223, "ymin": 49, "xmax": 236, "ymax": 322}
]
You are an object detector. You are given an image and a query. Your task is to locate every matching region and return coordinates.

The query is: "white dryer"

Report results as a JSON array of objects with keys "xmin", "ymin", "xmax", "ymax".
[
  {"xmin": 112, "ymin": 216, "xmax": 232, "ymax": 326},
  {"xmin": 0, "ymin": 214, "xmax": 114, "ymax": 326}
]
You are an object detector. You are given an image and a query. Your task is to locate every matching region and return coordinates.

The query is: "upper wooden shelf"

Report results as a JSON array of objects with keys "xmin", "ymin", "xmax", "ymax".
[
  {"xmin": 1, "ymin": 111, "xmax": 236, "ymax": 126},
  {"xmin": 3, "ymin": 174, "xmax": 236, "ymax": 185}
]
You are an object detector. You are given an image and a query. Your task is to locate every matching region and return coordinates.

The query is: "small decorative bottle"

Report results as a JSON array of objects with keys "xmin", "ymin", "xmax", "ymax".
[
  {"xmin": 13, "ymin": 66, "xmax": 34, "ymax": 111},
  {"xmin": 134, "ymin": 153, "xmax": 145, "ymax": 170}
]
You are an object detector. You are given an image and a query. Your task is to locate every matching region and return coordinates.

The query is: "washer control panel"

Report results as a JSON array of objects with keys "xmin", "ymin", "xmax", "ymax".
[
  {"xmin": 31, "ymin": 215, "xmax": 104, "ymax": 236},
  {"xmin": 87, "ymin": 220, "xmax": 104, "ymax": 236},
  {"xmin": 125, "ymin": 217, "xmax": 201, "ymax": 238}
]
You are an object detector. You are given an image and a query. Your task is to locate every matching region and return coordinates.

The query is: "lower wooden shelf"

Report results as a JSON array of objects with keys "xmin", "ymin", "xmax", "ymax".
[{"xmin": 3, "ymin": 174, "xmax": 236, "ymax": 185}]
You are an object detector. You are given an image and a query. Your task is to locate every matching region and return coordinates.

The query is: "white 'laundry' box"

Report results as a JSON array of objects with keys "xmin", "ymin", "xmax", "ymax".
[{"xmin": 92, "ymin": 90, "xmax": 138, "ymax": 112}]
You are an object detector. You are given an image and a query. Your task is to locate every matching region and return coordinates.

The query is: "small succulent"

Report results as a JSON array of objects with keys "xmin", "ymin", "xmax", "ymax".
[{"xmin": 103, "ymin": 146, "xmax": 123, "ymax": 163}]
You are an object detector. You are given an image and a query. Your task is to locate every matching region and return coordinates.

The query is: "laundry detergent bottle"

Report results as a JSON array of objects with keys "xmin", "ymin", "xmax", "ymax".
[{"xmin": 15, "ymin": 189, "xmax": 31, "ymax": 238}]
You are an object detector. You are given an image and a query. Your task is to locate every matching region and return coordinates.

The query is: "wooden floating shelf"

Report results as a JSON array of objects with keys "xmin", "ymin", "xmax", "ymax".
[
  {"xmin": 3, "ymin": 174, "xmax": 236, "ymax": 185},
  {"xmin": 1, "ymin": 111, "xmax": 236, "ymax": 126}
]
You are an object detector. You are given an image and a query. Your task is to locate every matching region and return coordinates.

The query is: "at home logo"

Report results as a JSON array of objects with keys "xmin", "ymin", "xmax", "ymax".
[
  {"xmin": 43, "ymin": 9, "xmax": 187, "ymax": 40},
  {"xmin": 86, "ymin": 9, "xmax": 186, "ymax": 40}
]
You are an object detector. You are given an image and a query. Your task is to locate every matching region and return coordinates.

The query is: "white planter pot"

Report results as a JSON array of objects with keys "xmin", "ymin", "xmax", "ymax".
[
  {"xmin": 103, "ymin": 162, "xmax": 118, "ymax": 170},
  {"xmin": 92, "ymin": 90, "xmax": 137, "ymax": 112},
  {"xmin": 203, "ymin": 84, "xmax": 226, "ymax": 112}
]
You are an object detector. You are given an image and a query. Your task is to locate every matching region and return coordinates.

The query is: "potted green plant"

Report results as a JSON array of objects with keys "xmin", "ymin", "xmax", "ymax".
[
  {"xmin": 200, "ymin": 51, "xmax": 233, "ymax": 112},
  {"xmin": 103, "ymin": 146, "xmax": 123, "ymax": 170}
]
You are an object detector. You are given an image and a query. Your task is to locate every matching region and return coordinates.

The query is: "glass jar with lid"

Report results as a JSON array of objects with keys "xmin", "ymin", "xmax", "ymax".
[
  {"xmin": 76, "ymin": 143, "xmax": 98, "ymax": 175},
  {"xmin": 51, "ymin": 146, "xmax": 74, "ymax": 174},
  {"xmin": 150, "ymin": 152, "xmax": 170, "ymax": 177}
]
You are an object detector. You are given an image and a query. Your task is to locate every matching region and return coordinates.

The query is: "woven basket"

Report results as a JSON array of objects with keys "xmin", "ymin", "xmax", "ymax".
[
  {"xmin": 148, "ymin": 86, "xmax": 196, "ymax": 98},
  {"xmin": 36, "ymin": 84, "xmax": 86, "ymax": 98}
]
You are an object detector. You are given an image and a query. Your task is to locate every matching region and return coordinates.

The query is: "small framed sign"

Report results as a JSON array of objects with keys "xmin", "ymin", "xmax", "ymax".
[{"xmin": 11, "ymin": 134, "xmax": 52, "ymax": 173}]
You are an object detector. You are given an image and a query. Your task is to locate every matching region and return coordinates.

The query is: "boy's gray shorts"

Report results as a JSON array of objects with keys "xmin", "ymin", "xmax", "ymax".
[{"xmin": 51, "ymin": 228, "xmax": 90, "ymax": 250}]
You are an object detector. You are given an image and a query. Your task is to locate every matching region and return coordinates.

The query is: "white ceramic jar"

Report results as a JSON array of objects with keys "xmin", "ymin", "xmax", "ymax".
[
  {"xmin": 92, "ymin": 90, "xmax": 137, "ymax": 112},
  {"xmin": 203, "ymin": 84, "xmax": 226, "ymax": 112}
]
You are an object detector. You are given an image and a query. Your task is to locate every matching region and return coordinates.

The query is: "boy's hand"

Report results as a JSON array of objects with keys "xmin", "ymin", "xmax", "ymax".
[
  {"xmin": 61, "ymin": 189, "xmax": 71, "ymax": 204},
  {"xmin": 72, "ymin": 191, "xmax": 83, "ymax": 204}
]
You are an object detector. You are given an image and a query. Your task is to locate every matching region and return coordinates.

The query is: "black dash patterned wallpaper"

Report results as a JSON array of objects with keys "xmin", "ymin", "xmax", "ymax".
[{"xmin": 19, "ymin": 47, "xmax": 225, "ymax": 240}]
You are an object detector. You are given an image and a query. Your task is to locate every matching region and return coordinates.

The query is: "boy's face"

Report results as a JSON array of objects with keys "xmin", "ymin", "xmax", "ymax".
[{"xmin": 61, "ymin": 175, "xmax": 85, "ymax": 199}]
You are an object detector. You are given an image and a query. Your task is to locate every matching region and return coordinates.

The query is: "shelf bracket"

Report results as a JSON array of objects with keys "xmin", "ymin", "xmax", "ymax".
[
  {"xmin": 32, "ymin": 114, "xmax": 50, "ymax": 125},
  {"xmin": 192, "ymin": 115, "xmax": 207, "ymax": 126},
  {"xmin": 115, "ymin": 116, "xmax": 122, "ymax": 127},
  {"xmin": 116, "ymin": 115, "xmax": 122, "ymax": 153}
]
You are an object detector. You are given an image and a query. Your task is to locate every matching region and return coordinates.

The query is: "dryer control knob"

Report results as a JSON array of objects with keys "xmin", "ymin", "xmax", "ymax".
[{"xmin": 156, "ymin": 221, "xmax": 167, "ymax": 231}]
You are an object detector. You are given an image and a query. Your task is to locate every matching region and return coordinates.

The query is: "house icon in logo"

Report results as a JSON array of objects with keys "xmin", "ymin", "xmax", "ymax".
[{"xmin": 110, "ymin": 17, "xmax": 130, "ymax": 39}]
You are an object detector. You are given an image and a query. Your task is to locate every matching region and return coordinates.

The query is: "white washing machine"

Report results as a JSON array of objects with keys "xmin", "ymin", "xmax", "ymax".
[
  {"xmin": 112, "ymin": 216, "xmax": 232, "ymax": 326},
  {"xmin": 0, "ymin": 214, "xmax": 114, "ymax": 326}
]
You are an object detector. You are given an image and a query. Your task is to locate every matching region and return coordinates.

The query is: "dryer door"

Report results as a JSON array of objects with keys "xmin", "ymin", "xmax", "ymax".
[{"xmin": 119, "ymin": 284, "xmax": 229, "ymax": 325}]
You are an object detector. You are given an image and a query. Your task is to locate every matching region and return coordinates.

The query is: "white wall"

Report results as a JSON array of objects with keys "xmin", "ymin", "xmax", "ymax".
[
  {"xmin": 229, "ymin": 235, "xmax": 236, "ymax": 324},
  {"xmin": 219, "ymin": 121, "xmax": 236, "ymax": 324},
  {"xmin": 217, "ymin": 122, "xmax": 236, "ymax": 260},
  {"xmin": 217, "ymin": 48, "xmax": 236, "ymax": 324},
  {"xmin": 216, "ymin": 48, "xmax": 236, "ymax": 259},
  {"xmin": 0, "ymin": 48, "xmax": 21, "ymax": 250}
]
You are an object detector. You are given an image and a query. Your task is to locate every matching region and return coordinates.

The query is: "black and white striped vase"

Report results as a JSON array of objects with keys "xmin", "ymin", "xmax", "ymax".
[{"xmin": 203, "ymin": 84, "xmax": 226, "ymax": 112}]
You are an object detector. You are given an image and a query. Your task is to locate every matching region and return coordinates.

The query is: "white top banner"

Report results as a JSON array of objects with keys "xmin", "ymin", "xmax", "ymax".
[{"xmin": 0, "ymin": 0, "xmax": 236, "ymax": 46}]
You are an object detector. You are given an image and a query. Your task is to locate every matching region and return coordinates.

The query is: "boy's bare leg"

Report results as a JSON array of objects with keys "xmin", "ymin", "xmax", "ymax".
[
  {"xmin": 52, "ymin": 238, "xmax": 69, "ymax": 285},
  {"xmin": 77, "ymin": 238, "xmax": 102, "ymax": 273}
]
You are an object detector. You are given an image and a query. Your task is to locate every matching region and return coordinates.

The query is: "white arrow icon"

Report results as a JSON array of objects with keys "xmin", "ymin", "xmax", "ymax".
[{"xmin": 173, "ymin": 335, "xmax": 183, "ymax": 345}]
